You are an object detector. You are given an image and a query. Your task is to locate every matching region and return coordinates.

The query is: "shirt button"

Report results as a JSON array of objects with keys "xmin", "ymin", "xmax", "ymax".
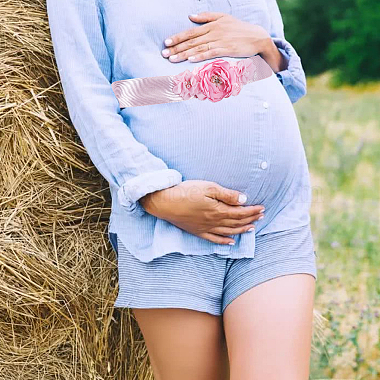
[
  {"xmin": 263, "ymin": 101, "xmax": 269, "ymax": 109},
  {"xmin": 260, "ymin": 161, "xmax": 268, "ymax": 170}
]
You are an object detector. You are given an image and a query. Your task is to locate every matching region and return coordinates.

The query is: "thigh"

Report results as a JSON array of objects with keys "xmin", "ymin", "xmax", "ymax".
[
  {"xmin": 133, "ymin": 308, "xmax": 230, "ymax": 380},
  {"xmin": 222, "ymin": 224, "xmax": 317, "ymax": 380},
  {"xmin": 223, "ymin": 273, "xmax": 315, "ymax": 380},
  {"xmin": 112, "ymin": 235, "xmax": 231, "ymax": 379}
]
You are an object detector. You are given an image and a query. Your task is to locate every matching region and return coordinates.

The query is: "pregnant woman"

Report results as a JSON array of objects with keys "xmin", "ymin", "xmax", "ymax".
[{"xmin": 47, "ymin": 0, "xmax": 317, "ymax": 379}]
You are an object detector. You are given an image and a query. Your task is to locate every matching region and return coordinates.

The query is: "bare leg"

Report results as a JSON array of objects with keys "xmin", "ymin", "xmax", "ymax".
[
  {"xmin": 132, "ymin": 308, "xmax": 230, "ymax": 380},
  {"xmin": 223, "ymin": 273, "xmax": 316, "ymax": 380}
]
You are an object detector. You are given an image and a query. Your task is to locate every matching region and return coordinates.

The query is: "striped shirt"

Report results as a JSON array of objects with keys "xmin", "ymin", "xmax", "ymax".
[{"xmin": 46, "ymin": 0, "xmax": 311, "ymax": 262}]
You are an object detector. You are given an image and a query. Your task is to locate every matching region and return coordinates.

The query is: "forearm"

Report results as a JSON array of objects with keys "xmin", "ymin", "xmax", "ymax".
[{"xmin": 259, "ymin": 38, "xmax": 289, "ymax": 74}]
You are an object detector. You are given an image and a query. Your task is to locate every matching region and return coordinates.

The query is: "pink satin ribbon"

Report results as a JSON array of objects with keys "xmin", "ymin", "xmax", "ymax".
[{"xmin": 111, "ymin": 55, "xmax": 273, "ymax": 108}]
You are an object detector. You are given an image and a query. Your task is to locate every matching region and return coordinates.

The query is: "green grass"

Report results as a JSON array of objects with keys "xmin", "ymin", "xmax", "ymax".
[{"xmin": 295, "ymin": 73, "xmax": 380, "ymax": 379}]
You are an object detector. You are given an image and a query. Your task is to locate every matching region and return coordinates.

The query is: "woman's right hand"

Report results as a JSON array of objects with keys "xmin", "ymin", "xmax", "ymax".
[{"xmin": 139, "ymin": 180, "xmax": 265, "ymax": 245}]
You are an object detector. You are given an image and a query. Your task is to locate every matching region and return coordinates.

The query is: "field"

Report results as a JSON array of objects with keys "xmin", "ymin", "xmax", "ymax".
[{"xmin": 296, "ymin": 73, "xmax": 380, "ymax": 379}]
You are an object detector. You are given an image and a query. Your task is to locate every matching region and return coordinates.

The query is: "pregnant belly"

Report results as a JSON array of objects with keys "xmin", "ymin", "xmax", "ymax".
[{"xmin": 124, "ymin": 72, "xmax": 308, "ymax": 208}]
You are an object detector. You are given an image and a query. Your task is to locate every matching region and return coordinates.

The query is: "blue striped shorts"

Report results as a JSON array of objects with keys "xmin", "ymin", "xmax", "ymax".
[{"xmin": 109, "ymin": 223, "xmax": 318, "ymax": 316}]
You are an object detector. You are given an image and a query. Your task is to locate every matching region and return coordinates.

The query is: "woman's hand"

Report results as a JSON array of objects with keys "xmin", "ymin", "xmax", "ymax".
[
  {"xmin": 139, "ymin": 180, "xmax": 265, "ymax": 245},
  {"xmin": 161, "ymin": 12, "xmax": 288, "ymax": 73}
]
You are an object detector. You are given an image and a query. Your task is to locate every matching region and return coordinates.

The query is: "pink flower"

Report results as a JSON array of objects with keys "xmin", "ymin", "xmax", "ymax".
[
  {"xmin": 171, "ymin": 58, "xmax": 258, "ymax": 102},
  {"xmin": 235, "ymin": 58, "xmax": 256, "ymax": 85},
  {"xmin": 172, "ymin": 69, "xmax": 199, "ymax": 100},
  {"xmin": 192, "ymin": 59, "xmax": 242, "ymax": 102}
]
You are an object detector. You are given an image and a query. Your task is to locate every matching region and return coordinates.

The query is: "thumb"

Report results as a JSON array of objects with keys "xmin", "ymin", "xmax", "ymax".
[{"xmin": 205, "ymin": 183, "xmax": 247, "ymax": 206}]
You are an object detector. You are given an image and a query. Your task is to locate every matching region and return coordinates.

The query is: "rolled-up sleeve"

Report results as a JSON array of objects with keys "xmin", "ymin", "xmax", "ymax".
[
  {"xmin": 46, "ymin": 0, "xmax": 183, "ymax": 217},
  {"xmin": 266, "ymin": 0, "xmax": 307, "ymax": 103}
]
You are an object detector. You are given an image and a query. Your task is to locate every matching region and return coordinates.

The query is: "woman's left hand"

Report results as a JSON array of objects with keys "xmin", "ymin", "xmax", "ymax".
[{"xmin": 161, "ymin": 12, "xmax": 285, "ymax": 72}]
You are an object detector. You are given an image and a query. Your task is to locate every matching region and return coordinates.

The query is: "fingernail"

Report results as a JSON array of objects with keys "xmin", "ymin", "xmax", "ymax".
[
  {"xmin": 228, "ymin": 241, "xmax": 235, "ymax": 245},
  {"xmin": 169, "ymin": 54, "xmax": 178, "ymax": 61},
  {"xmin": 188, "ymin": 56, "xmax": 195, "ymax": 61},
  {"xmin": 258, "ymin": 215, "xmax": 264, "ymax": 220},
  {"xmin": 247, "ymin": 227, "xmax": 255, "ymax": 232},
  {"xmin": 238, "ymin": 193, "xmax": 247, "ymax": 204},
  {"xmin": 165, "ymin": 38, "xmax": 173, "ymax": 46},
  {"xmin": 162, "ymin": 49, "xmax": 170, "ymax": 57},
  {"xmin": 260, "ymin": 207, "xmax": 265, "ymax": 213},
  {"xmin": 189, "ymin": 14, "xmax": 198, "ymax": 17}
]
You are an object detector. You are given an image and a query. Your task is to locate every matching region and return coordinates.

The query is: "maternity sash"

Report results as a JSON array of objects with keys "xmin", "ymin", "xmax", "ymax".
[{"xmin": 111, "ymin": 55, "xmax": 273, "ymax": 108}]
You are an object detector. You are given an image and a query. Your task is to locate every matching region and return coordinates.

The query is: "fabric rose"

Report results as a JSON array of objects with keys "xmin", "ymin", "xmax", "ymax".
[
  {"xmin": 192, "ymin": 59, "xmax": 242, "ymax": 102},
  {"xmin": 172, "ymin": 69, "xmax": 199, "ymax": 100},
  {"xmin": 235, "ymin": 58, "xmax": 257, "ymax": 85}
]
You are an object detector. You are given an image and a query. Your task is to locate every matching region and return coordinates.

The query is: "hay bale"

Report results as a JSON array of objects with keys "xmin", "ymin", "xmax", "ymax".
[
  {"xmin": 0, "ymin": 1, "xmax": 152, "ymax": 379},
  {"xmin": 0, "ymin": 1, "xmax": 326, "ymax": 379}
]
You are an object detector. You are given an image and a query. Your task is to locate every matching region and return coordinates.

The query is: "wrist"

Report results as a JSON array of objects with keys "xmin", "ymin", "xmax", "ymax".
[
  {"xmin": 139, "ymin": 187, "xmax": 177, "ymax": 219},
  {"xmin": 139, "ymin": 192, "xmax": 162, "ymax": 217},
  {"xmin": 259, "ymin": 38, "xmax": 288, "ymax": 74},
  {"xmin": 139, "ymin": 193, "xmax": 150, "ymax": 209},
  {"xmin": 259, "ymin": 35, "xmax": 275, "ymax": 57}
]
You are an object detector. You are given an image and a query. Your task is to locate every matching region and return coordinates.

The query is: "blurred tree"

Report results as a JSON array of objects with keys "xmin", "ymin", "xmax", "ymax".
[
  {"xmin": 279, "ymin": 0, "xmax": 380, "ymax": 84},
  {"xmin": 327, "ymin": 0, "xmax": 380, "ymax": 84},
  {"xmin": 279, "ymin": 0, "xmax": 334, "ymax": 75}
]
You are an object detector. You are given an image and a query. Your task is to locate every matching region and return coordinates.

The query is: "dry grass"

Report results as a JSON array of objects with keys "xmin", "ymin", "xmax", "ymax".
[
  {"xmin": 0, "ymin": 1, "xmax": 325, "ymax": 379},
  {"xmin": 0, "ymin": 1, "xmax": 154, "ymax": 379}
]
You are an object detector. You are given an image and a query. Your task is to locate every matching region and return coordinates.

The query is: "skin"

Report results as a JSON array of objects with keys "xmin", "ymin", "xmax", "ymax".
[
  {"xmin": 135, "ymin": 11, "xmax": 315, "ymax": 380},
  {"xmin": 161, "ymin": 12, "xmax": 288, "ymax": 72},
  {"xmin": 140, "ymin": 180, "xmax": 265, "ymax": 246}
]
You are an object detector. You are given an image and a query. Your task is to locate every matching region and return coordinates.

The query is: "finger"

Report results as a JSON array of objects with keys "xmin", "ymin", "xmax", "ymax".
[
  {"xmin": 198, "ymin": 232, "xmax": 236, "ymax": 245},
  {"xmin": 204, "ymin": 182, "xmax": 249, "ymax": 206},
  {"xmin": 163, "ymin": 34, "xmax": 214, "ymax": 62},
  {"xmin": 164, "ymin": 23, "xmax": 209, "ymax": 48},
  {"xmin": 164, "ymin": 34, "xmax": 211, "ymax": 56},
  {"xmin": 217, "ymin": 202, "xmax": 265, "ymax": 220},
  {"xmin": 219, "ymin": 212, "xmax": 265, "ymax": 227},
  {"xmin": 208, "ymin": 224, "xmax": 255, "ymax": 236},
  {"xmin": 188, "ymin": 12, "xmax": 226, "ymax": 23},
  {"xmin": 168, "ymin": 45, "xmax": 227, "ymax": 63},
  {"xmin": 187, "ymin": 47, "xmax": 228, "ymax": 63}
]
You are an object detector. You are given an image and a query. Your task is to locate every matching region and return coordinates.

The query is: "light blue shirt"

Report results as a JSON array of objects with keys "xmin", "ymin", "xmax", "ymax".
[{"xmin": 47, "ymin": 0, "xmax": 311, "ymax": 262}]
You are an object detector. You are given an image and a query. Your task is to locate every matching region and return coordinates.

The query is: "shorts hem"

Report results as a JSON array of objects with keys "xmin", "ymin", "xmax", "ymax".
[
  {"xmin": 222, "ymin": 264, "xmax": 317, "ymax": 314},
  {"xmin": 114, "ymin": 291, "xmax": 222, "ymax": 317}
]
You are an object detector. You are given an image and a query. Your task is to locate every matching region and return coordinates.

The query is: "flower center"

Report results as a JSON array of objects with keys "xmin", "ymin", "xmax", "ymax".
[
  {"xmin": 185, "ymin": 80, "xmax": 192, "ymax": 89},
  {"xmin": 210, "ymin": 74, "xmax": 223, "ymax": 86}
]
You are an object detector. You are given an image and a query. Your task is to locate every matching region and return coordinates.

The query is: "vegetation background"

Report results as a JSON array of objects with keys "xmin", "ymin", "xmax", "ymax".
[
  {"xmin": 280, "ymin": 0, "xmax": 380, "ymax": 84},
  {"xmin": 279, "ymin": 0, "xmax": 380, "ymax": 377}
]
